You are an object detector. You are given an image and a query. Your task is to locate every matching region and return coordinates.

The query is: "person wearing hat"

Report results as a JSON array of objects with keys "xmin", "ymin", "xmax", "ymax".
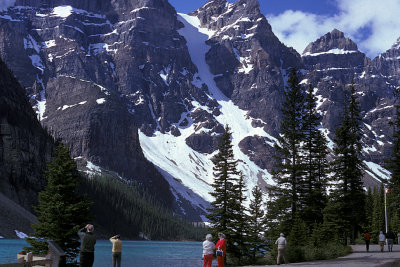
[
  {"xmin": 110, "ymin": 234, "xmax": 123, "ymax": 267},
  {"xmin": 275, "ymin": 233, "xmax": 287, "ymax": 265},
  {"xmin": 78, "ymin": 224, "xmax": 96, "ymax": 267},
  {"xmin": 215, "ymin": 233, "xmax": 226, "ymax": 267}
]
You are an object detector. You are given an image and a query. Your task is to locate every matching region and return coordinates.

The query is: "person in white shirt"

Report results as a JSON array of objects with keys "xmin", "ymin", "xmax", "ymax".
[
  {"xmin": 379, "ymin": 231, "xmax": 386, "ymax": 252},
  {"xmin": 275, "ymin": 233, "xmax": 287, "ymax": 265},
  {"xmin": 202, "ymin": 234, "xmax": 215, "ymax": 267}
]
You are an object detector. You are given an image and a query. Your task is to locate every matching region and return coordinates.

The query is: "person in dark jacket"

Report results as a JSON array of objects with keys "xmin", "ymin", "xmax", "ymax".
[
  {"xmin": 387, "ymin": 229, "xmax": 395, "ymax": 252},
  {"xmin": 78, "ymin": 224, "xmax": 96, "ymax": 267}
]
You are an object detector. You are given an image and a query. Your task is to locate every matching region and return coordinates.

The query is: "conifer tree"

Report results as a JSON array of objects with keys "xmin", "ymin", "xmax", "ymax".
[
  {"xmin": 229, "ymin": 172, "xmax": 249, "ymax": 264},
  {"xmin": 301, "ymin": 84, "xmax": 329, "ymax": 228},
  {"xmin": 207, "ymin": 125, "xmax": 240, "ymax": 259},
  {"xmin": 247, "ymin": 186, "xmax": 266, "ymax": 263},
  {"xmin": 364, "ymin": 187, "xmax": 373, "ymax": 232},
  {"xmin": 266, "ymin": 68, "xmax": 306, "ymax": 235},
  {"xmin": 330, "ymin": 83, "xmax": 366, "ymax": 244},
  {"xmin": 372, "ymin": 185, "xmax": 385, "ymax": 243},
  {"xmin": 27, "ymin": 143, "xmax": 92, "ymax": 263}
]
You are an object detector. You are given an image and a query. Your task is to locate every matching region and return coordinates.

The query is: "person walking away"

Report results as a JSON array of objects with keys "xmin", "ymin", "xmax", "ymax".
[
  {"xmin": 78, "ymin": 224, "xmax": 96, "ymax": 267},
  {"xmin": 379, "ymin": 231, "xmax": 386, "ymax": 252},
  {"xmin": 275, "ymin": 233, "xmax": 287, "ymax": 265},
  {"xmin": 215, "ymin": 233, "xmax": 226, "ymax": 267},
  {"xmin": 364, "ymin": 231, "xmax": 371, "ymax": 252},
  {"xmin": 202, "ymin": 234, "xmax": 215, "ymax": 267},
  {"xmin": 387, "ymin": 229, "xmax": 395, "ymax": 252},
  {"xmin": 110, "ymin": 234, "xmax": 122, "ymax": 267}
]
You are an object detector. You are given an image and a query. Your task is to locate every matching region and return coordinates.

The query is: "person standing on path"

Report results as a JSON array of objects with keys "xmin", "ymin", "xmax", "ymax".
[
  {"xmin": 215, "ymin": 233, "xmax": 227, "ymax": 267},
  {"xmin": 110, "ymin": 234, "xmax": 122, "ymax": 267},
  {"xmin": 386, "ymin": 229, "xmax": 395, "ymax": 252},
  {"xmin": 364, "ymin": 231, "xmax": 371, "ymax": 252},
  {"xmin": 379, "ymin": 231, "xmax": 386, "ymax": 252},
  {"xmin": 275, "ymin": 233, "xmax": 287, "ymax": 265},
  {"xmin": 78, "ymin": 224, "xmax": 96, "ymax": 267},
  {"xmin": 202, "ymin": 234, "xmax": 215, "ymax": 267}
]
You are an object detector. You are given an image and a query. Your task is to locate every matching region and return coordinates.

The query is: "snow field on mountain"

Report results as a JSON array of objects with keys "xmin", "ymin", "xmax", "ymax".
[{"xmin": 139, "ymin": 13, "xmax": 275, "ymax": 206}]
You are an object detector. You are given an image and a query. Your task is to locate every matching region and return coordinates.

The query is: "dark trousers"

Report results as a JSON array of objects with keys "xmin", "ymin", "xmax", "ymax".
[
  {"xmin": 80, "ymin": 252, "xmax": 94, "ymax": 267},
  {"xmin": 112, "ymin": 252, "xmax": 122, "ymax": 267},
  {"xmin": 365, "ymin": 240, "xmax": 370, "ymax": 251}
]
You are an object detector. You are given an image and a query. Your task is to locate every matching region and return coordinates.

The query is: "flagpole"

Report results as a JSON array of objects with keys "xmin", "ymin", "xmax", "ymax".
[{"xmin": 385, "ymin": 186, "xmax": 388, "ymax": 233}]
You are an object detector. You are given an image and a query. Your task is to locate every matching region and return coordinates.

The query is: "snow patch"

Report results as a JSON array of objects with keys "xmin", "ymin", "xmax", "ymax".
[
  {"xmin": 24, "ymin": 35, "xmax": 40, "ymax": 53},
  {"xmin": 52, "ymin": 6, "xmax": 73, "ymax": 18},
  {"xmin": 15, "ymin": 230, "xmax": 28, "ymax": 239},
  {"xmin": 36, "ymin": 78, "xmax": 47, "ymax": 121},
  {"xmin": 89, "ymin": 42, "xmax": 119, "ymax": 55},
  {"xmin": 58, "ymin": 101, "xmax": 87, "ymax": 111},
  {"xmin": 159, "ymin": 66, "xmax": 171, "ymax": 86},
  {"xmin": 96, "ymin": 98, "xmax": 106, "ymax": 104},
  {"xmin": 365, "ymin": 161, "xmax": 391, "ymax": 181},
  {"xmin": 52, "ymin": 5, "xmax": 105, "ymax": 19},
  {"xmin": 28, "ymin": 55, "xmax": 44, "ymax": 73},
  {"xmin": 42, "ymin": 40, "xmax": 56, "ymax": 48},
  {"xmin": 303, "ymin": 48, "xmax": 358, "ymax": 57},
  {"xmin": 86, "ymin": 161, "xmax": 102, "ymax": 176}
]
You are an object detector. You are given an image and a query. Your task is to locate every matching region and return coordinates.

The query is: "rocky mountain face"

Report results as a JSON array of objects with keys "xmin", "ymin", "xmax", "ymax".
[
  {"xmin": 0, "ymin": 0, "xmax": 398, "ymax": 220},
  {"xmin": 0, "ymin": 57, "xmax": 53, "ymax": 237},
  {"xmin": 301, "ymin": 29, "xmax": 395, "ymax": 186},
  {"xmin": 0, "ymin": 0, "xmax": 184, "ymax": 212}
]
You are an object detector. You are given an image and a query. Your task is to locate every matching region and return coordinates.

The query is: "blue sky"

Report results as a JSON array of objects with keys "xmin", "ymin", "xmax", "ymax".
[
  {"xmin": 169, "ymin": 0, "xmax": 400, "ymax": 59},
  {"xmin": 170, "ymin": 0, "xmax": 338, "ymax": 16}
]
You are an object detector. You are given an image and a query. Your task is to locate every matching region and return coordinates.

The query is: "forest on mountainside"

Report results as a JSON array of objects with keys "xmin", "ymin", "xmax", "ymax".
[{"xmin": 79, "ymin": 174, "xmax": 206, "ymax": 241}]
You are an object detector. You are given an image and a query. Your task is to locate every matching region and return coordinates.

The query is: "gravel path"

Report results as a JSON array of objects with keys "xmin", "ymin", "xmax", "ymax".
[{"xmin": 244, "ymin": 244, "xmax": 400, "ymax": 267}]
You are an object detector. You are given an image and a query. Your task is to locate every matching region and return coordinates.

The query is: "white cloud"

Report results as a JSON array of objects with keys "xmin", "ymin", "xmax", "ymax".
[
  {"xmin": 267, "ymin": 0, "xmax": 400, "ymax": 59},
  {"xmin": 0, "ymin": 0, "xmax": 15, "ymax": 11}
]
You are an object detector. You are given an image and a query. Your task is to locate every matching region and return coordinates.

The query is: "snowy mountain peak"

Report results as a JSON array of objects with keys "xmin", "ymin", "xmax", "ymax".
[
  {"xmin": 391, "ymin": 37, "xmax": 400, "ymax": 50},
  {"xmin": 303, "ymin": 29, "xmax": 359, "ymax": 56}
]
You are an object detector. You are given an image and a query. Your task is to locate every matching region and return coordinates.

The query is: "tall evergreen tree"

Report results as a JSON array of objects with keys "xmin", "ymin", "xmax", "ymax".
[
  {"xmin": 266, "ymin": 68, "xmax": 306, "ymax": 235},
  {"xmin": 247, "ymin": 186, "xmax": 266, "ymax": 263},
  {"xmin": 364, "ymin": 187, "xmax": 373, "ymax": 232},
  {"xmin": 371, "ymin": 185, "xmax": 385, "ymax": 243},
  {"xmin": 330, "ymin": 83, "xmax": 366, "ymax": 244},
  {"xmin": 301, "ymin": 84, "xmax": 329, "ymax": 227},
  {"xmin": 207, "ymin": 125, "xmax": 240, "ymax": 260},
  {"xmin": 27, "ymin": 143, "xmax": 92, "ymax": 264},
  {"xmin": 229, "ymin": 172, "xmax": 249, "ymax": 264}
]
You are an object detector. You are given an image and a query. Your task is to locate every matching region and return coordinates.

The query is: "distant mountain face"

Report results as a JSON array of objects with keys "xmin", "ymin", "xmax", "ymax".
[{"xmin": 0, "ymin": 0, "xmax": 397, "ymax": 220}]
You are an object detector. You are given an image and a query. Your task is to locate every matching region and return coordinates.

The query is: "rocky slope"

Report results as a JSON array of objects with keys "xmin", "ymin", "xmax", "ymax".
[
  {"xmin": 0, "ymin": 57, "xmax": 53, "ymax": 211},
  {"xmin": 0, "ymin": 0, "xmax": 399, "ymax": 220},
  {"xmin": 0, "ymin": 57, "xmax": 53, "ymax": 238}
]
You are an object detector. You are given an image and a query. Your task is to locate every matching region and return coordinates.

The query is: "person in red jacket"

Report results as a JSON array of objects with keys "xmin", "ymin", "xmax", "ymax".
[
  {"xmin": 215, "ymin": 233, "xmax": 227, "ymax": 267},
  {"xmin": 364, "ymin": 230, "xmax": 371, "ymax": 252}
]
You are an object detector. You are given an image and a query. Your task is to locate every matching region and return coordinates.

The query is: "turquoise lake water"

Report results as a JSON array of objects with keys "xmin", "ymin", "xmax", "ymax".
[{"xmin": 0, "ymin": 239, "xmax": 204, "ymax": 266}]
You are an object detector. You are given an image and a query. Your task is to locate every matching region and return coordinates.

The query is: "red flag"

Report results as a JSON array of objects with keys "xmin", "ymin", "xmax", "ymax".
[{"xmin": 385, "ymin": 187, "xmax": 389, "ymax": 194}]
